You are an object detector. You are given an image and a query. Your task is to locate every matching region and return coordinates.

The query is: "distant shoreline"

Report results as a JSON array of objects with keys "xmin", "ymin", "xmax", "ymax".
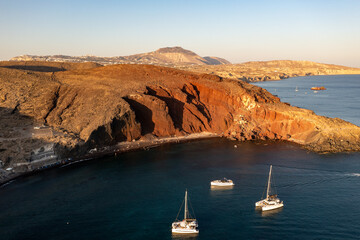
[{"xmin": 0, "ymin": 132, "xmax": 219, "ymax": 187}]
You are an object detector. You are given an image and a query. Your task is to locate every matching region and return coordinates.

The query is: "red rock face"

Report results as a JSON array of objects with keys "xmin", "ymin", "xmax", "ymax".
[
  {"xmin": 124, "ymin": 94, "xmax": 176, "ymax": 136},
  {"xmin": 1, "ymin": 63, "xmax": 360, "ymax": 153}
]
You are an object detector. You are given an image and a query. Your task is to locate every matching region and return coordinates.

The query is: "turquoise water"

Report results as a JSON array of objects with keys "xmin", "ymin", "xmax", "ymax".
[{"xmin": 1, "ymin": 75, "xmax": 360, "ymax": 240}]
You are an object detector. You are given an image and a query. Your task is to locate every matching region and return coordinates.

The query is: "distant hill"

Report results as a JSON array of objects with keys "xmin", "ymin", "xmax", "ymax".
[
  {"xmin": 9, "ymin": 50, "xmax": 360, "ymax": 83},
  {"xmin": 10, "ymin": 47, "xmax": 231, "ymax": 66}
]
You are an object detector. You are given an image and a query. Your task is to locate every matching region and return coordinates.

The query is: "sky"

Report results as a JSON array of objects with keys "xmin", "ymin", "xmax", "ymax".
[{"xmin": 1, "ymin": 0, "xmax": 359, "ymax": 67}]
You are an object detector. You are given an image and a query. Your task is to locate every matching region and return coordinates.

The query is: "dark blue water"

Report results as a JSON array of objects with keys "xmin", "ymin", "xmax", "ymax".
[
  {"xmin": 1, "ymin": 75, "xmax": 360, "ymax": 240},
  {"xmin": 1, "ymin": 140, "xmax": 360, "ymax": 240},
  {"xmin": 253, "ymin": 75, "xmax": 360, "ymax": 126}
]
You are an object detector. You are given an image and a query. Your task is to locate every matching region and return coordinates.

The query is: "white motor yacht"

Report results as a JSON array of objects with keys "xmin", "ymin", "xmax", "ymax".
[{"xmin": 210, "ymin": 178, "xmax": 234, "ymax": 187}]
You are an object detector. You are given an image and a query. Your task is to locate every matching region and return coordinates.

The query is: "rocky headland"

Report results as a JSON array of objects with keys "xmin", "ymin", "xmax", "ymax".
[
  {"xmin": 1, "ymin": 61, "xmax": 360, "ymax": 183},
  {"xmin": 178, "ymin": 60, "xmax": 360, "ymax": 82}
]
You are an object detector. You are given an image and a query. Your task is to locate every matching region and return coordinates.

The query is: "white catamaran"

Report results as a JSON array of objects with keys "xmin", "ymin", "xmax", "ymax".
[
  {"xmin": 255, "ymin": 165, "xmax": 284, "ymax": 211},
  {"xmin": 171, "ymin": 189, "xmax": 199, "ymax": 234}
]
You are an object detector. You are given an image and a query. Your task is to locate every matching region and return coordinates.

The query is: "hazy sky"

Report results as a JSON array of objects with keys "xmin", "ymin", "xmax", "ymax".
[{"xmin": 1, "ymin": 0, "xmax": 359, "ymax": 67}]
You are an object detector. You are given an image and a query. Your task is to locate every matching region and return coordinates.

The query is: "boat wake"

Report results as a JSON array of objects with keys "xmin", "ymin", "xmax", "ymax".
[
  {"xmin": 347, "ymin": 173, "xmax": 360, "ymax": 177},
  {"xmin": 265, "ymin": 164, "xmax": 360, "ymax": 189},
  {"xmin": 278, "ymin": 175, "xmax": 349, "ymax": 189}
]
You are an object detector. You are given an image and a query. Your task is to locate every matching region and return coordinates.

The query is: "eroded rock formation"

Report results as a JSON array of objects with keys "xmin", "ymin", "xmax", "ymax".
[{"xmin": 1, "ymin": 62, "xmax": 360, "ymax": 165}]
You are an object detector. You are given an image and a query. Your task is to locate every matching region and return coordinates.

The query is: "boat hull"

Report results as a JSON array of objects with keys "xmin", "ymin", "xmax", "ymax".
[
  {"xmin": 255, "ymin": 199, "xmax": 284, "ymax": 211},
  {"xmin": 262, "ymin": 203, "xmax": 284, "ymax": 211},
  {"xmin": 255, "ymin": 200, "xmax": 264, "ymax": 207},
  {"xmin": 210, "ymin": 179, "xmax": 234, "ymax": 187},
  {"xmin": 210, "ymin": 182, "xmax": 234, "ymax": 186},
  {"xmin": 172, "ymin": 228, "xmax": 199, "ymax": 234},
  {"xmin": 210, "ymin": 185, "xmax": 234, "ymax": 190}
]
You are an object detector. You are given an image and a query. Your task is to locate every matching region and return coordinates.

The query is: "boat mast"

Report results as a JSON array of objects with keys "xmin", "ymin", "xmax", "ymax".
[
  {"xmin": 266, "ymin": 165, "xmax": 272, "ymax": 199},
  {"xmin": 184, "ymin": 189, "xmax": 188, "ymax": 220}
]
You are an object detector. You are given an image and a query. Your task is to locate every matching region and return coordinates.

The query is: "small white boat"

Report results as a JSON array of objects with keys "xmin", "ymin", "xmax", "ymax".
[
  {"xmin": 210, "ymin": 178, "xmax": 234, "ymax": 187},
  {"xmin": 171, "ymin": 190, "xmax": 199, "ymax": 234},
  {"xmin": 295, "ymin": 86, "xmax": 299, "ymax": 92},
  {"xmin": 255, "ymin": 165, "xmax": 284, "ymax": 211}
]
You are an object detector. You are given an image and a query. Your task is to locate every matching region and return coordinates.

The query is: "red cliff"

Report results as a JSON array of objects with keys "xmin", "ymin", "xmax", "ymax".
[{"xmin": 1, "ymin": 63, "xmax": 360, "ymax": 159}]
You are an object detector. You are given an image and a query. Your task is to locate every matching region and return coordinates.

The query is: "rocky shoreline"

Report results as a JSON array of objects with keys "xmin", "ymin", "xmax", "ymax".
[
  {"xmin": 0, "ymin": 132, "xmax": 218, "ymax": 186},
  {"xmin": 1, "ymin": 62, "xmax": 360, "ymax": 187},
  {"xmin": 177, "ymin": 60, "xmax": 360, "ymax": 82}
]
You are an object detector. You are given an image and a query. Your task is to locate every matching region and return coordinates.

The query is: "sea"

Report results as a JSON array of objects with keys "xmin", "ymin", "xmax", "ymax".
[
  {"xmin": 0, "ymin": 75, "xmax": 359, "ymax": 240},
  {"xmin": 253, "ymin": 74, "xmax": 360, "ymax": 127}
]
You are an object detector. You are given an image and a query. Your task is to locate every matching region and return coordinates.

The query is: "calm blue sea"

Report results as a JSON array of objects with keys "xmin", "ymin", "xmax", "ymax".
[
  {"xmin": 1, "ymin": 75, "xmax": 360, "ymax": 240},
  {"xmin": 254, "ymin": 74, "xmax": 360, "ymax": 126}
]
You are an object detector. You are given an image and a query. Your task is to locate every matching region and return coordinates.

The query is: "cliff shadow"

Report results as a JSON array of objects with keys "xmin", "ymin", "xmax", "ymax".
[
  {"xmin": 145, "ymin": 87, "xmax": 185, "ymax": 131},
  {"xmin": 181, "ymin": 84, "xmax": 211, "ymax": 123},
  {"xmin": 1, "ymin": 65, "xmax": 65, "ymax": 72},
  {"xmin": 87, "ymin": 116, "xmax": 134, "ymax": 147},
  {"xmin": 123, "ymin": 97, "xmax": 155, "ymax": 135}
]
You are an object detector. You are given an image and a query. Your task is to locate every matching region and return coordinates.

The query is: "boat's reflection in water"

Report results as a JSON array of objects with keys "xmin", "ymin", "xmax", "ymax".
[
  {"xmin": 171, "ymin": 232, "xmax": 198, "ymax": 240},
  {"xmin": 210, "ymin": 185, "xmax": 234, "ymax": 197}
]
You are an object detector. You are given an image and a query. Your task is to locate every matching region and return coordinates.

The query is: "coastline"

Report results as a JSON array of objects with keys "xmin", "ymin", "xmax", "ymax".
[
  {"xmin": 0, "ymin": 132, "xmax": 219, "ymax": 187},
  {"xmin": 1, "ymin": 64, "xmax": 360, "ymax": 188}
]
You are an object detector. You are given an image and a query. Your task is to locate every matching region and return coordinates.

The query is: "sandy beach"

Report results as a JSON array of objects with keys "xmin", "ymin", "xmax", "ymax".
[{"xmin": 0, "ymin": 132, "xmax": 219, "ymax": 186}]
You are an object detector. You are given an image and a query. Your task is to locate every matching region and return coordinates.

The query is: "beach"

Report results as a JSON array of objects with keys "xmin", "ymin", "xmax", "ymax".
[{"xmin": 0, "ymin": 132, "xmax": 218, "ymax": 186}]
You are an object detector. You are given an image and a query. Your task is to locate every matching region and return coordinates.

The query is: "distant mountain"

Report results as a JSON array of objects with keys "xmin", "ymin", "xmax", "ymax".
[
  {"xmin": 203, "ymin": 56, "xmax": 231, "ymax": 65},
  {"xmin": 10, "ymin": 47, "xmax": 231, "ymax": 66}
]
